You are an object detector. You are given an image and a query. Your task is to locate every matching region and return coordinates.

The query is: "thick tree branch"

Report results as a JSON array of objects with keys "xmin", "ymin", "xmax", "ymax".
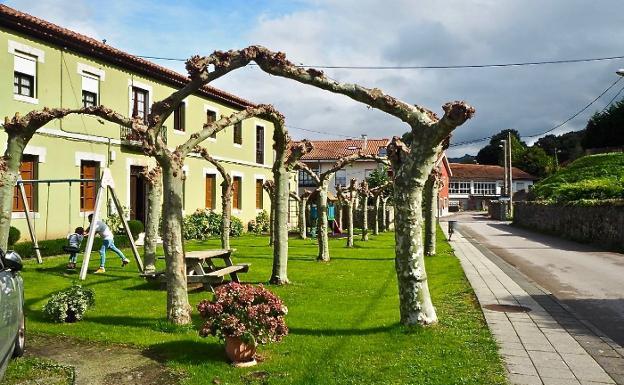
[
  {"xmin": 286, "ymin": 140, "xmax": 314, "ymax": 170},
  {"xmin": 320, "ymin": 152, "xmax": 389, "ymax": 182},
  {"xmin": 194, "ymin": 146, "xmax": 231, "ymax": 185},
  {"xmin": 294, "ymin": 161, "xmax": 321, "ymax": 185}
]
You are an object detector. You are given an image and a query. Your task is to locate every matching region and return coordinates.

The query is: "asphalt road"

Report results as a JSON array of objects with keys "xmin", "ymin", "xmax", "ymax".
[{"xmin": 444, "ymin": 212, "xmax": 624, "ymax": 348}]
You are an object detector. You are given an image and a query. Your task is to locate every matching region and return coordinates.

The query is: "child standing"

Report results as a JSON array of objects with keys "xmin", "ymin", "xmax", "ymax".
[
  {"xmin": 66, "ymin": 227, "xmax": 85, "ymax": 269},
  {"xmin": 87, "ymin": 214, "xmax": 130, "ymax": 273}
]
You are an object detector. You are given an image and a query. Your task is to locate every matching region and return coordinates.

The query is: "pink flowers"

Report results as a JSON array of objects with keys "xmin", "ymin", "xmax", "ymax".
[{"xmin": 197, "ymin": 283, "xmax": 289, "ymax": 345}]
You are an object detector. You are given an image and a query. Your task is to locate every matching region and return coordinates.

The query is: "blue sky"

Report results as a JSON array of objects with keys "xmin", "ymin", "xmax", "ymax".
[{"xmin": 4, "ymin": 1, "xmax": 624, "ymax": 157}]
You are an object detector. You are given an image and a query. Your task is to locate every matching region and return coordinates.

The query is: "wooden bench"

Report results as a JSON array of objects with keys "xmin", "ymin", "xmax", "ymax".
[{"xmin": 143, "ymin": 249, "xmax": 250, "ymax": 292}]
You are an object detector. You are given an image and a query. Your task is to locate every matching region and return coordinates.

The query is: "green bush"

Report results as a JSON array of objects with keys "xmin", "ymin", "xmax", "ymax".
[
  {"xmin": 183, "ymin": 209, "xmax": 244, "ymax": 240},
  {"xmin": 43, "ymin": 284, "xmax": 95, "ymax": 323},
  {"xmin": 8, "ymin": 226, "xmax": 21, "ymax": 246},
  {"xmin": 248, "ymin": 210, "xmax": 270, "ymax": 234},
  {"xmin": 12, "ymin": 235, "xmax": 131, "ymax": 259},
  {"xmin": 127, "ymin": 220, "xmax": 144, "ymax": 240},
  {"xmin": 104, "ymin": 206, "xmax": 130, "ymax": 234}
]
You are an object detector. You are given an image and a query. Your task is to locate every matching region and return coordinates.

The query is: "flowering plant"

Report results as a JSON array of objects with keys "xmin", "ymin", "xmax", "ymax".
[
  {"xmin": 43, "ymin": 284, "xmax": 95, "ymax": 323},
  {"xmin": 197, "ymin": 283, "xmax": 288, "ymax": 345}
]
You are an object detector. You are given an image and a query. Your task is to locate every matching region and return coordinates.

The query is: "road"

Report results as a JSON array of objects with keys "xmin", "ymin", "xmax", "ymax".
[{"xmin": 443, "ymin": 211, "xmax": 624, "ymax": 348}]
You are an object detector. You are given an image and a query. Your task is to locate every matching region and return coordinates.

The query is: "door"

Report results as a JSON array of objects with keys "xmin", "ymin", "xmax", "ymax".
[{"xmin": 129, "ymin": 166, "xmax": 147, "ymax": 224}]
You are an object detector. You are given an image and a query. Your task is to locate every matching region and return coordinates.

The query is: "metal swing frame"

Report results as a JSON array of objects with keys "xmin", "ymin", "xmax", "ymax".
[{"xmin": 16, "ymin": 168, "xmax": 144, "ymax": 279}]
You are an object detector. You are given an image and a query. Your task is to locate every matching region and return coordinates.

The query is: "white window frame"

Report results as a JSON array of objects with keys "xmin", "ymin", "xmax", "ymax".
[
  {"xmin": 254, "ymin": 121, "xmax": 266, "ymax": 165},
  {"xmin": 450, "ymin": 181, "xmax": 471, "ymax": 195},
  {"xmin": 128, "ymin": 79, "xmax": 152, "ymax": 120},
  {"xmin": 473, "ymin": 182, "xmax": 497, "ymax": 195},
  {"xmin": 11, "ymin": 43, "xmax": 41, "ymax": 104},
  {"xmin": 81, "ymin": 72, "xmax": 101, "ymax": 107},
  {"xmin": 173, "ymin": 98, "xmax": 188, "ymax": 135},
  {"xmin": 76, "ymin": 153, "xmax": 106, "ymax": 217},
  {"xmin": 334, "ymin": 169, "xmax": 347, "ymax": 187},
  {"xmin": 233, "ymin": 121, "xmax": 243, "ymax": 148},
  {"xmin": 204, "ymin": 104, "xmax": 220, "ymax": 142},
  {"xmin": 254, "ymin": 174, "xmax": 266, "ymax": 212},
  {"xmin": 231, "ymin": 171, "xmax": 244, "ymax": 213}
]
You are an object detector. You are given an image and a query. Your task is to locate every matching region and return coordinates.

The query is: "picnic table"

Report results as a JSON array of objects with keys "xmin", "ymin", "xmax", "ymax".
[{"xmin": 142, "ymin": 249, "xmax": 250, "ymax": 292}]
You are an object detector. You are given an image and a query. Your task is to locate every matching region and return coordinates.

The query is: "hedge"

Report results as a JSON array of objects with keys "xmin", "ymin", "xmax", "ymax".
[{"xmin": 10, "ymin": 235, "xmax": 131, "ymax": 259}]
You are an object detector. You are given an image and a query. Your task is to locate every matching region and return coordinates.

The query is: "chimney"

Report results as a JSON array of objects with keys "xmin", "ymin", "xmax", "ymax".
[{"xmin": 361, "ymin": 134, "xmax": 368, "ymax": 150}]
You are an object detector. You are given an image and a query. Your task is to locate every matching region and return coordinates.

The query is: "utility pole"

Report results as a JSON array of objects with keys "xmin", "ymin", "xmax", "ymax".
[
  {"xmin": 507, "ymin": 131, "xmax": 513, "ymax": 218},
  {"xmin": 500, "ymin": 140, "xmax": 508, "ymax": 197}
]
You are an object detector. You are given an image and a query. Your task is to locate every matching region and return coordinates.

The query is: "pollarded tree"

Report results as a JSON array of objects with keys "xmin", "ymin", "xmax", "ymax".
[
  {"xmin": 290, "ymin": 190, "xmax": 313, "ymax": 239},
  {"xmin": 336, "ymin": 178, "xmax": 358, "ymax": 248},
  {"xmin": 370, "ymin": 181, "xmax": 391, "ymax": 236},
  {"xmin": 296, "ymin": 153, "xmax": 388, "ymax": 261},
  {"xmin": 359, "ymin": 180, "xmax": 370, "ymax": 241},
  {"xmin": 423, "ymin": 169, "xmax": 440, "ymax": 256},
  {"xmin": 263, "ymin": 180, "xmax": 276, "ymax": 247},
  {"xmin": 195, "ymin": 147, "xmax": 233, "ymax": 250},
  {"xmin": 191, "ymin": 46, "xmax": 475, "ymax": 325}
]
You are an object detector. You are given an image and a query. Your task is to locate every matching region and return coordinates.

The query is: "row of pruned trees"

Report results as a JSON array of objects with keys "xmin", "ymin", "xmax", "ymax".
[{"xmin": 0, "ymin": 46, "xmax": 473, "ymax": 327}]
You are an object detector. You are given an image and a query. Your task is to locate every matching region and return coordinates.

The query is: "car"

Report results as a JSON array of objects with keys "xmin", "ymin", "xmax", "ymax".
[{"xmin": 0, "ymin": 249, "xmax": 25, "ymax": 380}]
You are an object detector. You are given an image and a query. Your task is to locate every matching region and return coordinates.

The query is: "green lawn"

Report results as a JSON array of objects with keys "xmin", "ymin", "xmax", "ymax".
[{"xmin": 8, "ymin": 229, "xmax": 506, "ymax": 385}]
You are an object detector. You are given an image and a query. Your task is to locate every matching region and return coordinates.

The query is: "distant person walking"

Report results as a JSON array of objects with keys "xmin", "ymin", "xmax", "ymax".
[{"xmin": 87, "ymin": 214, "xmax": 129, "ymax": 273}]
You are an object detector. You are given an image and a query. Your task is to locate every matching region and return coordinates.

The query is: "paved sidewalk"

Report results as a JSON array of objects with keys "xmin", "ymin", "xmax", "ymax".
[{"xmin": 448, "ymin": 228, "xmax": 616, "ymax": 385}]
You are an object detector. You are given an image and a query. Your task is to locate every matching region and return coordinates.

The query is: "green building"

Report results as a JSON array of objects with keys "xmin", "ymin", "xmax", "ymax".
[{"xmin": 0, "ymin": 4, "xmax": 283, "ymax": 242}]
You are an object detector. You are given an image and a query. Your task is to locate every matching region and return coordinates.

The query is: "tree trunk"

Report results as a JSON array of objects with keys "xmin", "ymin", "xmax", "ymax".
[
  {"xmin": 346, "ymin": 201, "xmax": 354, "ymax": 248},
  {"xmin": 381, "ymin": 197, "xmax": 388, "ymax": 232},
  {"xmin": 393, "ymin": 177, "xmax": 438, "ymax": 325},
  {"xmin": 160, "ymin": 163, "xmax": 191, "ymax": 325},
  {"xmin": 270, "ymin": 160, "xmax": 290, "ymax": 284},
  {"xmin": 299, "ymin": 196, "xmax": 307, "ymax": 239},
  {"xmin": 373, "ymin": 194, "xmax": 380, "ymax": 235},
  {"xmin": 317, "ymin": 180, "xmax": 330, "ymax": 261},
  {"xmin": 336, "ymin": 200, "xmax": 342, "ymax": 230},
  {"xmin": 268, "ymin": 197, "xmax": 275, "ymax": 246},
  {"xmin": 424, "ymin": 175, "xmax": 438, "ymax": 256},
  {"xmin": 0, "ymin": 135, "xmax": 27, "ymax": 250},
  {"xmin": 144, "ymin": 169, "xmax": 162, "ymax": 273},
  {"xmin": 361, "ymin": 195, "xmax": 369, "ymax": 241},
  {"xmin": 221, "ymin": 182, "xmax": 232, "ymax": 250}
]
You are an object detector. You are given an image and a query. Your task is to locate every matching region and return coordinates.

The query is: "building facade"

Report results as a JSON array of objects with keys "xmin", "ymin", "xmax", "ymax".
[
  {"xmin": 1, "ymin": 5, "xmax": 276, "ymax": 241},
  {"xmin": 296, "ymin": 137, "xmax": 389, "ymax": 196},
  {"xmin": 448, "ymin": 163, "xmax": 537, "ymax": 211}
]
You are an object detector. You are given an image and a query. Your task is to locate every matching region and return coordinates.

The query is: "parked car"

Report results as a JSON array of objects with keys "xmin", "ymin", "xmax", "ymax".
[{"xmin": 0, "ymin": 249, "xmax": 25, "ymax": 380}]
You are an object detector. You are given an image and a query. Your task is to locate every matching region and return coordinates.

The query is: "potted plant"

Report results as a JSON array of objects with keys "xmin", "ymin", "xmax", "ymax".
[
  {"xmin": 43, "ymin": 284, "xmax": 95, "ymax": 323},
  {"xmin": 197, "ymin": 282, "xmax": 288, "ymax": 367}
]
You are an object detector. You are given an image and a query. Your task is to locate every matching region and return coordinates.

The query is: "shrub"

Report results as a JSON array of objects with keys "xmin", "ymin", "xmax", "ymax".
[
  {"xmin": 230, "ymin": 216, "xmax": 244, "ymax": 237},
  {"xmin": 43, "ymin": 284, "xmax": 95, "ymax": 323},
  {"xmin": 197, "ymin": 282, "xmax": 288, "ymax": 345},
  {"xmin": 8, "ymin": 226, "xmax": 21, "ymax": 246},
  {"xmin": 127, "ymin": 220, "xmax": 144, "ymax": 240},
  {"xmin": 104, "ymin": 206, "xmax": 130, "ymax": 234},
  {"xmin": 183, "ymin": 209, "xmax": 244, "ymax": 240},
  {"xmin": 248, "ymin": 210, "xmax": 270, "ymax": 234}
]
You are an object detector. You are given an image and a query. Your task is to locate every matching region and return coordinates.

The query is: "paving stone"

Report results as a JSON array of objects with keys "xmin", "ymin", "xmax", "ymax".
[
  {"xmin": 541, "ymin": 378, "xmax": 581, "ymax": 385},
  {"xmin": 508, "ymin": 373, "xmax": 543, "ymax": 385},
  {"xmin": 537, "ymin": 366, "xmax": 577, "ymax": 380}
]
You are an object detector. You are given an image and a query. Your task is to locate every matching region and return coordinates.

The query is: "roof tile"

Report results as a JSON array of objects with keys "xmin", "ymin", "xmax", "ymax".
[
  {"xmin": 449, "ymin": 163, "xmax": 537, "ymax": 180},
  {"xmin": 296, "ymin": 139, "xmax": 389, "ymax": 160}
]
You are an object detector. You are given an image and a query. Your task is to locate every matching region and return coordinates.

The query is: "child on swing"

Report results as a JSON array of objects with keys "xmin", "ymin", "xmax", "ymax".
[{"xmin": 65, "ymin": 227, "xmax": 85, "ymax": 270}]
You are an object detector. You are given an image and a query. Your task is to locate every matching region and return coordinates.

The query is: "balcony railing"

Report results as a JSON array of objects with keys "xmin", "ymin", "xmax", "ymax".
[{"xmin": 120, "ymin": 125, "xmax": 167, "ymax": 146}]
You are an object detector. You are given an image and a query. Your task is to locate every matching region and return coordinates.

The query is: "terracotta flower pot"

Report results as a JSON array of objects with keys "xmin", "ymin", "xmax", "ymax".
[{"xmin": 225, "ymin": 336, "xmax": 257, "ymax": 367}]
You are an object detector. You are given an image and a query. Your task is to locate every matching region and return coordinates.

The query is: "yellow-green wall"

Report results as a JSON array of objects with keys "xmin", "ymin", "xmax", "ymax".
[{"xmin": 0, "ymin": 26, "xmax": 283, "ymax": 241}]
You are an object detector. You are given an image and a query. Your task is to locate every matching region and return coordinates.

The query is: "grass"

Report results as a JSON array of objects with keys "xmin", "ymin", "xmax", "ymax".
[
  {"xmin": 531, "ymin": 153, "xmax": 624, "ymax": 202},
  {"xmin": 8, "ymin": 228, "xmax": 506, "ymax": 385},
  {"xmin": 4, "ymin": 357, "xmax": 73, "ymax": 385}
]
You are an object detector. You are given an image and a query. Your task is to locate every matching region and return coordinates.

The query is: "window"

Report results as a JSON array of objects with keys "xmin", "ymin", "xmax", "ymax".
[
  {"xmin": 474, "ymin": 182, "xmax": 497, "ymax": 195},
  {"xmin": 335, "ymin": 169, "xmax": 347, "ymax": 187},
  {"xmin": 233, "ymin": 176, "xmax": 242, "ymax": 210},
  {"xmin": 206, "ymin": 109, "xmax": 217, "ymax": 139},
  {"xmin": 298, "ymin": 166, "xmax": 319, "ymax": 187},
  {"xmin": 256, "ymin": 125, "xmax": 265, "ymax": 164},
  {"xmin": 81, "ymin": 73, "xmax": 99, "ymax": 107},
  {"xmin": 13, "ymin": 155, "xmax": 38, "ymax": 212},
  {"xmin": 256, "ymin": 179, "xmax": 264, "ymax": 209},
  {"xmin": 516, "ymin": 182, "xmax": 525, "ymax": 192},
  {"xmin": 131, "ymin": 86, "xmax": 149, "ymax": 123},
  {"xmin": 205, "ymin": 174, "xmax": 216, "ymax": 209},
  {"xmin": 173, "ymin": 102, "xmax": 185, "ymax": 132},
  {"xmin": 233, "ymin": 121, "xmax": 242, "ymax": 145},
  {"xmin": 80, "ymin": 161, "xmax": 99, "ymax": 211},
  {"xmin": 449, "ymin": 181, "xmax": 471, "ymax": 194},
  {"xmin": 13, "ymin": 53, "xmax": 36, "ymax": 99}
]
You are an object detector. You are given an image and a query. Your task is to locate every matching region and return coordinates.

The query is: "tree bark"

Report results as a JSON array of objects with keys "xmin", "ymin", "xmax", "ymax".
[
  {"xmin": 360, "ymin": 181, "xmax": 369, "ymax": 241},
  {"xmin": 373, "ymin": 194, "xmax": 380, "ymax": 235},
  {"xmin": 0, "ymin": 135, "xmax": 27, "ymax": 250},
  {"xmin": 143, "ymin": 167, "xmax": 162, "ymax": 273},
  {"xmin": 317, "ymin": 180, "xmax": 330, "ymax": 261},
  {"xmin": 381, "ymin": 196, "xmax": 388, "ymax": 232},
  {"xmin": 299, "ymin": 196, "xmax": 308, "ymax": 239},
  {"xmin": 346, "ymin": 200, "xmax": 354, "ymax": 248},
  {"xmin": 336, "ymin": 200, "xmax": 342, "ymax": 230},
  {"xmin": 424, "ymin": 174, "xmax": 438, "ymax": 256},
  {"xmin": 221, "ymin": 181, "xmax": 233, "ymax": 250},
  {"xmin": 159, "ymin": 162, "xmax": 191, "ymax": 325},
  {"xmin": 269, "ymin": 121, "xmax": 290, "ymax": 285}
]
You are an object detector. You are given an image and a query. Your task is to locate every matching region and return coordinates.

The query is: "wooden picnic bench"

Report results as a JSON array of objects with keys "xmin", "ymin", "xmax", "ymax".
[{"xmin": 141, "ymin": 249, "xmax": 250, "ymax": 292}]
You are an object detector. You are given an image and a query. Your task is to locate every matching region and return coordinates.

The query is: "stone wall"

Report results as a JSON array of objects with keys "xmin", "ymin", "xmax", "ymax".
[{"xmin": 513, "ymin": 201, "xmax": 624, "ymax": 251}]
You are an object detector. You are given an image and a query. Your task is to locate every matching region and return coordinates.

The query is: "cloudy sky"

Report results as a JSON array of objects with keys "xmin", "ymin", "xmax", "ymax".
[{"xmin": 5, "ymin": 0, "xmax": 624, "ymax": 157}]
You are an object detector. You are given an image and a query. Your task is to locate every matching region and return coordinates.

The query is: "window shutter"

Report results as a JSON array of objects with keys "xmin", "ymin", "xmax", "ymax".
[
  {"xmin": 14, "ymin": 54, "xmax": 36, "ymax": 76},
  {"xmin": 82, "ymin": 75, "xmax": 99, "ymax": 94}
]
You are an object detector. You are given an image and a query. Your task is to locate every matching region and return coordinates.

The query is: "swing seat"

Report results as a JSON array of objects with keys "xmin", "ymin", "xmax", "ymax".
[{"xmin": 62, "ymin": 245, "xmax": 80, "ymax": 253}]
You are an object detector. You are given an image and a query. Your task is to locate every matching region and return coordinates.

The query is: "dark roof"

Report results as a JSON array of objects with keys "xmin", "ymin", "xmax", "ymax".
[
  {"xmin": 449, "ymin": 163, "xmax": 537, "ymax": 181},
  {"xmin": 297, "ymin": 138, "xmax": 389, "ymax": 160},
  {"xmin": 0, "ymin": 4, "xmax": 254, "ymax": 109}
]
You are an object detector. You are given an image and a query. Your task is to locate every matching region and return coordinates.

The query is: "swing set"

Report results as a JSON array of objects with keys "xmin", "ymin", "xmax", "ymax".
[{"xmin": 15, "ymin": 168, "xmax": 144, "ymax": 280}]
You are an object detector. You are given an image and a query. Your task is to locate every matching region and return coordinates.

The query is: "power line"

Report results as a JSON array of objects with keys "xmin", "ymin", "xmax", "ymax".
[
  {"xmin": 286, "ymin": 125, "xmax": 355, "ymax": 138},
  {"xmin": 600, "ymin": 83, "xmax": 624, "ymax": 113},
  {"xmin": 449, "ymin": 76, "xmax": 624, "ymax": 147},
  {"xmin": 136, "ymin": 53, "xmax": 624, "ymax": 70}
]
